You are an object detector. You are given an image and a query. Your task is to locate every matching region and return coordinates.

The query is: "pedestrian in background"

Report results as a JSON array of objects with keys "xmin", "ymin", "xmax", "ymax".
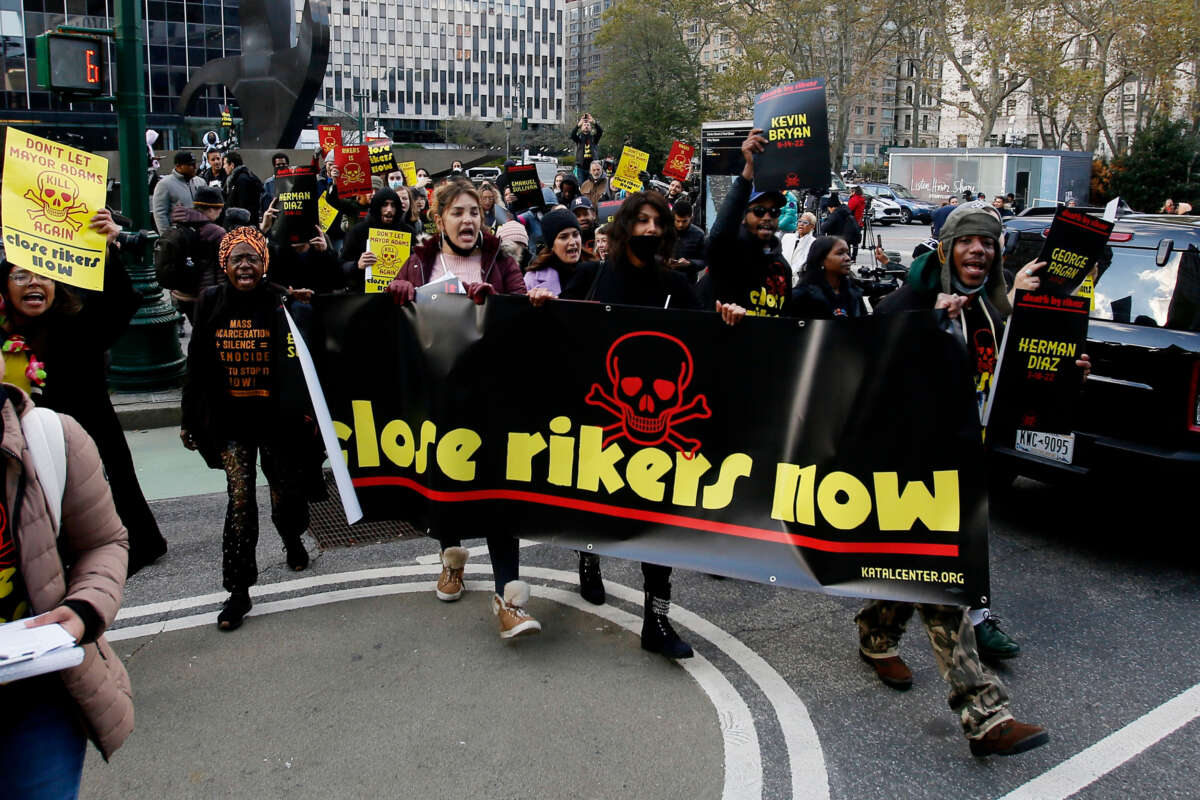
[
  {"xmin": 780, "ymin": 212, "xmax": 818, "ymax": 286},
  {"xmin": 571, "ymin": 112, "xmax": 603, "ymax": 181},
  {"xmin": 668, "ymin": 198, "xmax": 706, "ymax": 282},
  {"xmin": 151, "ymin": 151, "xmax": 205, "ymax": 234},
  {"xmin": 222, "ymin": 151, "xmax": 264, "ymax": 225}
]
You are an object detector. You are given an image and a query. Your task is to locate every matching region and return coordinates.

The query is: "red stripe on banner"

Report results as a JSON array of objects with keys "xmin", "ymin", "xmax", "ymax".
[{"xmin": 352, "ymin": 476, "xmax": 960, "ymax": 557}]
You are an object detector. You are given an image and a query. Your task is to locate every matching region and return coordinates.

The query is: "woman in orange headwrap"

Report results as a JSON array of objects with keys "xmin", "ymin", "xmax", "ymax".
[{"xmin": 181, "ymin": 225, "xmax": 315, "ymax": 631}]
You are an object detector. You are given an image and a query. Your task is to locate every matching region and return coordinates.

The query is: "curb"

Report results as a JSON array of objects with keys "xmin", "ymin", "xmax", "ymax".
[{"xmin": 116, "ymin": 401, "xmax": 182, "ymax": 431}]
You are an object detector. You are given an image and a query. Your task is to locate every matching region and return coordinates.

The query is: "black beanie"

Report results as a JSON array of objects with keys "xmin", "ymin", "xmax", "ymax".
[{"xmin": 540, "ymin": 208, "xmax": 581, "ymax": 248}]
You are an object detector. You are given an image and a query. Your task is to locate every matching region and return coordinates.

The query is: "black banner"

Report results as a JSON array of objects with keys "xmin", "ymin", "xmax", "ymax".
[
  {"xmin": 753, "ymin": 79, "xmax": 832, "ymax": 193},
  {"xmin": 369, "ymin": 145, "xmax": 397, "ymax": 176},
  {"xmin": 988, "ymin": 289, "xmax": 1088, "ymax": 443},
  {"xmin": 271, "ymin": 165, "xmax": 319, "ymax": 245},
  {"xmin": 308, "ymin": 295, "xmax": 991, "ymax": 606},
  {"xmin": 506, "ymin": 163, "xmax": 543, "ymax": 211},
  {"xmin": 597, "ymin": 200, "xmax": 621, "ymax": 227},
  {"xmin": 1036, "ymin": 207, "xmax": 1114, "ymax": 296}
]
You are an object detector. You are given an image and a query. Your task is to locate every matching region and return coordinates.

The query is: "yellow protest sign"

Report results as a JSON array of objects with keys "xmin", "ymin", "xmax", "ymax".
[
  {"xmin": 611, "ymin": 146, "xmax": 649, "ymax": 194},
  {"xmin": 398, "ymin": 161, "xmax": 418, "ymax": 187},
  {"xmin": 1075, "ymin": 273, "xmax": 1095, "ymax": 312},
  {"xmin": 317, "ymin": 193, "xmax": 338, "ymax": 232},
  {"xmin": 1, "ymin": 128, "xmax": 109, "ymax": 291},
  {"xmin": 365, "ymin": 228, "xmax": 412, "ymax": 293}
]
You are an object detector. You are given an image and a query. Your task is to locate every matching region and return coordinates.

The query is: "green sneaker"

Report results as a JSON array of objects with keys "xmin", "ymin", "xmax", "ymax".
[{"xmin": 975, "ymin": 617, "xmax": 1021, "ymax": 660}]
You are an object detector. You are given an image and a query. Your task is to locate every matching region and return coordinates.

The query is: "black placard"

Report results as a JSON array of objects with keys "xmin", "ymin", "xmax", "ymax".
[
  {"xmin": 270, "ymin": 165, "xmax": 320, "ymax": 245},
  {"xmin": 987, "ymin": 289, "xmax": 1089, "ymax": 438},
  {"xmin": 506, "ymin": 163, "xmax": 544, "ymax": 211},
  {"xmin": 597, "ymin": 200, "xmax": 622, "ymax": 227},
  {"xmin": 368, "ymin": 145, "xmax": 398, "ymax": 176},
  {"xmin": 1035, "ymin": 207, "xmax": 1114, "ymax": 296},
  {"xmin": 752, "ymin": 79, "xmax": 832, "ymax": 193},
  {"xmin": 307, "ymin": 294, "xmax": 991, "ymax": 606}
]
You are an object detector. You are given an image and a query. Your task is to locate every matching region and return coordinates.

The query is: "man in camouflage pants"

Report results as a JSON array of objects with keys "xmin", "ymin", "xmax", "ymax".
[{"xmin": 856, "ymin": 602, "xmax": 1023, "ymax": 751}]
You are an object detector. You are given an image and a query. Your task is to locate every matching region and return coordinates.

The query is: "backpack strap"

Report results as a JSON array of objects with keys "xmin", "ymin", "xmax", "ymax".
[{"xmin": 20, "ymin": 406, "xmax": 66, "ymax": 533}]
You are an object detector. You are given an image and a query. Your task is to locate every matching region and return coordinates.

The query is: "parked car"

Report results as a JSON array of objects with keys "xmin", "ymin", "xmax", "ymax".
[
  {"xmin": 852, "ymin": 185, "xmax": 903, "ymax": 226},
  {"xmin": 992, "ymin": 212, "xmax": 1200, "ymax": 486},
  {"xmin": 864, "ymin": 183, "xmax": 936, "ymax": 224}
]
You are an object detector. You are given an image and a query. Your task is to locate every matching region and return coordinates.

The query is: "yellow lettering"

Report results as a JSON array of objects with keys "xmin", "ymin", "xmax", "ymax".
[
  {"xmin": 352, "ymin": 400, "xmax": 379, "ymax": 468},
  {"xmin": 548, "ymin": 416, "xmax": 574, "ymax": 487},
  {"xmin": 816, "ymin": 471, "xmax": 872, "ymax": 530},
  {"xmin": 671, "ymin": 451, "xmax": 712, "ymax": 506},
  {"xmin": 436, "ymin": 428, "xmax": 481, "ymax": 481},
  {"xmin": 414, "ymin": 420, "xmax": 437, "ymax": 474},
  {"xmin": 873, "ymin": 471, "xmax": 959, "ymax": 531},
  {"xmin": 506, "ymin": 432, "xmax": 547, "ymax": 483},
  {"xmin": 702, "ymin": 453, "xmax": 753, "ymax": 510},
  {"xmin": 627, "ymin": 447, "xmax": 673, "ymax": 502},
  {"xmin": 770, "ymin": 463, "xmax": 817, "ymax": 525},
  {"xmin": 577, "ymin": 425, "xmax": 625, "ymax": 494},
  {"xmin": 380, "ymin": 418, "xmax": 416, "ymax": 468}
]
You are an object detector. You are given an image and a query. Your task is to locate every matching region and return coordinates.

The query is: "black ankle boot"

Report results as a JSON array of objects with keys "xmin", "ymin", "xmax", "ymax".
[
  {"xmin": 283, "ymin": 536, "xmax": 309, "ymax": 571},
  {"xmin": 217, "ymin": 591, "xmax": 252, "ymax": 631},
  {"xmin": 640, "ymin": 589, "xmax": 693, "ymax": 659},
  {"xmin": 578, "ymin": 552, "xmax": 605, "ymax": 605}
]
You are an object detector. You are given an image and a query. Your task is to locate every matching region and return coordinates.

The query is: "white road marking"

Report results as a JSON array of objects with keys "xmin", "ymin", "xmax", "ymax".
[
  {"xmin": 413, "ymin": 539, "xmax": 542, "ymax": 564},
  {"xmin": 997, "ymin": 683, "xmax": 1200, "ymax": 800},
  {"xmin": 112, "ymin": 565, "xmax": 828, "ymax": 799}
]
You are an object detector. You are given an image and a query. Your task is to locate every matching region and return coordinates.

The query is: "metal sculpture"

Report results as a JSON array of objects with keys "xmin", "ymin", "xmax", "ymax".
[{"xmin": 177, "ymin": 0, "xmax": 330, "ymax": 149}]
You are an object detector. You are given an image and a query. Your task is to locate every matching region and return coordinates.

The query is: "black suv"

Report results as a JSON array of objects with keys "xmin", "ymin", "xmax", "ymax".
[{"xmin": 995, "ymin": 210, "xmax": 1200, "ymax": 484}]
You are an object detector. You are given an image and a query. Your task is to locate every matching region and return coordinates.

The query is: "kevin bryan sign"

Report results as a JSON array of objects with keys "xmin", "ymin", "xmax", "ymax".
[{"xmin": 752, "ymin": 79, "xmax": 832, "ymax": 193}]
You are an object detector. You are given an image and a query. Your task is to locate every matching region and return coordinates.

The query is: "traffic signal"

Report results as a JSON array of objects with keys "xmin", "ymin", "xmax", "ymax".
[{"xmin": 35, "ymin": 33, "xmax": 106, "ymax": 96}]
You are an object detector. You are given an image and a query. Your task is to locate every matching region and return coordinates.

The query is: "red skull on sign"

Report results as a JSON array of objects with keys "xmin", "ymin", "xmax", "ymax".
[{"xmin": 585, "ymin": 331, "xmax": 711, "ymax": 457}]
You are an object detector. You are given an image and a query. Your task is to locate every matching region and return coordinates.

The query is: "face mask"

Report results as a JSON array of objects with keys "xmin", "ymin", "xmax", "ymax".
[
  {"xmin": 628, "ymin": 235, "xmax": 660, "ymax": 263},
  {"xmin": 389, "ymin": 179, "xmax": 404, "ymax": 190}
]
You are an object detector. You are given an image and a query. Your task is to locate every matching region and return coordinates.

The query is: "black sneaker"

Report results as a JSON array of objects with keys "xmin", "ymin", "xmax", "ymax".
[
  {"xmin": 217, "ymin": 592, "xmax": 252, "ymax": 631},
  {"xmin": 284, "ymin": 537, "xmax": 309, "ymax": 572}
]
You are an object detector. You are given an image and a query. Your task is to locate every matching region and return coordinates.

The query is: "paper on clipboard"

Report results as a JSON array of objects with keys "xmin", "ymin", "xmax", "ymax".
[{"xmin": 0, "ymin": 620, "xmax": 84, "ymax": 683}]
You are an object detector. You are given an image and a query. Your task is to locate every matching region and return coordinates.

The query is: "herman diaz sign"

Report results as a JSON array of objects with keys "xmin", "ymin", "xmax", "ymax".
[
  {"xmin": 753, "ymin": 78, "xmax": 831, "ymax": 193},
  {"xmin": 307, "ymin": 295, "xmax": 992, "ymax": 606},
  {"xmin": 1035, "ymin": 207, "xmax": 1114, "ymax": 296},
  {"xmin": 270, "ymin": 164, "xmax": 319, "ymax": 244},
  {"xmin": 986, "ymin": 289, "xmax": 1088, "ymax": 463}
]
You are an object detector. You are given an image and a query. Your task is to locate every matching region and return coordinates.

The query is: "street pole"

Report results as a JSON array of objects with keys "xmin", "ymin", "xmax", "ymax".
[
  {"xmin": 106, "ymin": 0, "xmax": 186, "ymax": 389},
  {"xmin": 504, "ymin": 114, "xmax": 513, "ymax": 161}
]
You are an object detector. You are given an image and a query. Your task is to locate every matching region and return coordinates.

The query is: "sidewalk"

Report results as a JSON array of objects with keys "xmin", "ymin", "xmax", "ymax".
[{"xmin": 112, "ymin": 387, "xmax": 182, "ymax": 431}]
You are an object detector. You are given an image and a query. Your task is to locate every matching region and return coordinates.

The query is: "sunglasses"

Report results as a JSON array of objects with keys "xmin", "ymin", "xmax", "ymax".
[{"xmin": 748, "ymin": 205, "xmax": 781, "ymax": 218}]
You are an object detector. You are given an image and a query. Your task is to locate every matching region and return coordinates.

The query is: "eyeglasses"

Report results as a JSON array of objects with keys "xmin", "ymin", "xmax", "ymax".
[
  {"xmin": 748, "ymin": 206, "xmax": 781, "ymax": 218},
  {"xmin": 9, "ymin": 270, "xmax": 51, "ymax": 287}
]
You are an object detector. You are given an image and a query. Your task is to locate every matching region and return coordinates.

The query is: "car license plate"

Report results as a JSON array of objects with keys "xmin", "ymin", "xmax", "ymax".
[{"xmin": 1014, "ymin": 429, "xmax": 1075, "ymax": 464}]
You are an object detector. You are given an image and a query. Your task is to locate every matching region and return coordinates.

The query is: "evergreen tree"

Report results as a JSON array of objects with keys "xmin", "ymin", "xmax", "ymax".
[{"xmin": 1108, "ymin": 118, "xmax": 1200, "ymax": 212}]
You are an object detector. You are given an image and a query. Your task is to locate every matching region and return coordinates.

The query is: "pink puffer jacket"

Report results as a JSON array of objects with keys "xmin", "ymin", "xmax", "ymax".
[{"xmin": 3, "ymin": 385, "xmax": 133, "ymax": 759}]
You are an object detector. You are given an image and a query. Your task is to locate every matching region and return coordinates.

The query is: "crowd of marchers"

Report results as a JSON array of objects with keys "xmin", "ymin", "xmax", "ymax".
[{"xmin": 2, "ymin": 115, "xmax": 1111, "ymax": 795}]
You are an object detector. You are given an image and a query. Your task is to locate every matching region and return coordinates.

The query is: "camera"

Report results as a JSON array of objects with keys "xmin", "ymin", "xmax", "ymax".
[{"xmin": 116, "ymin": 229, "xmax": 153, "ymax": 260}]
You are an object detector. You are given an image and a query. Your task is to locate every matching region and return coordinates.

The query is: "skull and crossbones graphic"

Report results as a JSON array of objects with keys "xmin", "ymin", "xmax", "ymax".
[
  {"xmin": 973, "ymin": 330, "xmax": 997, "ymax": 374},
  {"xmin": 585, "ymin": 331, "xmax": 711, "ymax": 458},
  {"xmin": 24, "ymin": 170, "xmax": 88, "ymax": 231},
  {"xmin": 342, "ymin": 161, "xmax": 365, "ymax": 184}
]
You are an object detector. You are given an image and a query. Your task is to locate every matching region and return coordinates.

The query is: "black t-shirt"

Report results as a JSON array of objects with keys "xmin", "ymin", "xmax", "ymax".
[
  {"xmin": 962, "ymin": 298, "xmax": 999, "ymax": 423},
  {"xmin": 211, "ymin": 289, "xmax": 277, "ymax": 438}
]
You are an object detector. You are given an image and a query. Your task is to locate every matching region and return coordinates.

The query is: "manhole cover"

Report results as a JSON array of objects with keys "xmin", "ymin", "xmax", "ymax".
[{"xmin": 307, "ymin": 471, "xmax": 424, "ymax": 549}]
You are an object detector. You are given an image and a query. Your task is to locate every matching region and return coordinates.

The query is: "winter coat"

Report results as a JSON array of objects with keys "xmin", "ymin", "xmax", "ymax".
[
  {"xmin": 150, "ymin": 169, "xmax": 206, "ymax": 234},
  {"xmin": 703, "ymin": 175, "xmax": 794, "ymax": 317},
  {"xmin": 847, "ymin": 193, "xmax": 866, "ymax": 226},
  {"xmin": 672, "ymin": 224, "xmax": 708, "ymax": 282},
  {"xmin": 791, "ymin": 277, "xmax": 868, "ymax": 319},
  {"xmin": 2, "ymin": 385, "xmax": 133, "ymax": 759},
  {"xmin": 166, "ymin": 205, "xmax": 227, "ymax": 298},
  {"xmin": 581, "ymin": 176, "xmax": 615, "ymax": 206},
  {"xmin": 2, "ymin": 248, "xmax": 164, "ymax": 576},
  {"xmin": 396, "ymin": 231, "xmax": 527, "ymax": 296},
  {"xmin": 822, "ymin": 206, "xmax": 860, "ymax": 245},
  {"xmin": 224, "ymin": 165, "xmax": 263, "ymax": 224}
]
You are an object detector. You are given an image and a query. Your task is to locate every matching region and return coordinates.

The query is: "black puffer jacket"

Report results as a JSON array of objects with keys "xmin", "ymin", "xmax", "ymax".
[{"xmin": 339, "ymin": 188, "xmax": 411, "ymax": 291}]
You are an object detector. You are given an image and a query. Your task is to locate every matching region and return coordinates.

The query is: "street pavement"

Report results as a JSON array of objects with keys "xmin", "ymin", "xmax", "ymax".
[{"xmin": 80, "ymin": 221, "xmax": 1200, "ymax": 799}]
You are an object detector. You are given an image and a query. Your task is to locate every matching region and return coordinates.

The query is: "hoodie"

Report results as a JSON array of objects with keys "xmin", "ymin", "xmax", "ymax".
[{"xmin": 340, "ymin": 188, "xmax": 413, "ymax": 290}]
